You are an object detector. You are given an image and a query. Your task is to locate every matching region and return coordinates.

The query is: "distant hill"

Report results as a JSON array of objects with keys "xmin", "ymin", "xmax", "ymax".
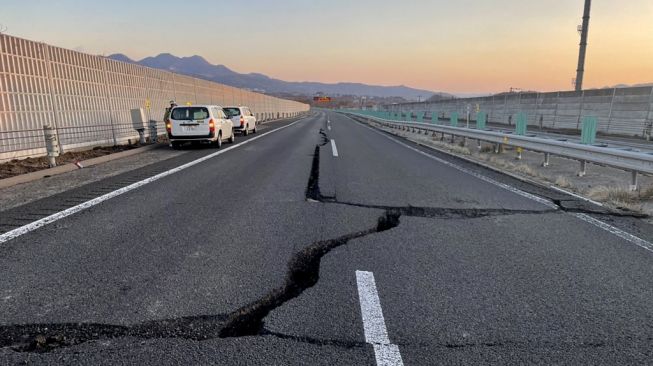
[{"xmin": 107, "ymin": 53, "xmax": 447, "ymax": 100}]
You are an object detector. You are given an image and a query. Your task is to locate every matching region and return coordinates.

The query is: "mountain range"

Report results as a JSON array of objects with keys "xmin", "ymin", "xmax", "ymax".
[{"xmin": 107, "ymin": 53, "xmax": 442, "ymax": 100}]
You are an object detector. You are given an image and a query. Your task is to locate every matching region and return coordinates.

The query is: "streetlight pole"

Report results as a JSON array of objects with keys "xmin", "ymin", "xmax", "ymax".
[{"xmin": 575, "ymin": 0, "xmax": 592, "ymax": 91}]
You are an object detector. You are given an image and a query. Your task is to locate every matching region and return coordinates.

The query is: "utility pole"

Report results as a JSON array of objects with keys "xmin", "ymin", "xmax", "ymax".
[{"xmin": 575, "ymin": 0, "xmax": 591, "ymax": 91}]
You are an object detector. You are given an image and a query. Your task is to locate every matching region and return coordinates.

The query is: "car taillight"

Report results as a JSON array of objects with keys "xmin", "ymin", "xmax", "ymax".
[
  {"xmin": 166, "ymin": 122, "xmax": 172, "ymax": 134},
  {"xmin": 209, "ymin": 119, "xmax": 215, "ymax": 132},
  {"xmin": 240, "ymin": 117, "xmax": 245, "ymax": 126}
]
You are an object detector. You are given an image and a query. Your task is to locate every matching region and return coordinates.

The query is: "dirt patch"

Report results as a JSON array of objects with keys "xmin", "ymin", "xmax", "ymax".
[{"xmin": 0, "ymin": 145, "xmax": 144, "ymax": 180}]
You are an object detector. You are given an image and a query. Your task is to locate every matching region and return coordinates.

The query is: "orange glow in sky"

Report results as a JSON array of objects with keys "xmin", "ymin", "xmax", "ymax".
[{"xmin": 3, "ymin": 0, "xmax": 652, "ymax": 94}]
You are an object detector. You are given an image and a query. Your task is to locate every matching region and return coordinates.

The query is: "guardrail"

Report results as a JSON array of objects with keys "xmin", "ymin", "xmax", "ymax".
[{"xmin": 341, "ymin": 110, "xmax": 653, "ymax": 190}]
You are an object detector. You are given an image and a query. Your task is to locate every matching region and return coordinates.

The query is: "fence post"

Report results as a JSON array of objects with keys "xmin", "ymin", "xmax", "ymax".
[
  {"xmin": 42, "ymin": 43, "xmax": 65, "ymax": 153},
  {"xmin": 606, "ymin": 88, "xmax": 617, "ymax": 135},
  {"xmin": 100, "ymin": 57, "xmax": 117, "ymax": 146},
  {"xmin": 552, "ymin": 91, "xmax": 560, "ymax": 129},
  {"xmin": 646, "ymin": 86, "xmax": 653, "ymax": 140}
]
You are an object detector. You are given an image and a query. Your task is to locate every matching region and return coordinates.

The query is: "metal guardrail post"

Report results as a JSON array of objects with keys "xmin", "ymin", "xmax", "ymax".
[
  {"xmin": 542, "ymin": 153, "xmax": 551, "ymax": 167},
  {"xmin": 578, "ymin": 160, "xmax": 587, "ymax": 177},
  {"xmin": 630, "ymin": 171, "xmax": 638, "ymax": 191}
]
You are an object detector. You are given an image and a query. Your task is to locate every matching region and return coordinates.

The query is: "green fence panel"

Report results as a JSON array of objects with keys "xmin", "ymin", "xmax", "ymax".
[
  {"xmin": 476, "ymin": 112, "xmax": 487, "ymax": 129},
  {"xmin": 450, "ymin": 112, "xmax": 459, "ymax": 127},
  {"xmin": 515, "ymin": 113, "xmax": 527, "ymax": 136},
  {"xmin": 581, "ymin": 116, "xmax": 597, "ymax": 145},
  {"xmin": 417, "ymin": 111, "xmax": 424, "ymax": 122}
]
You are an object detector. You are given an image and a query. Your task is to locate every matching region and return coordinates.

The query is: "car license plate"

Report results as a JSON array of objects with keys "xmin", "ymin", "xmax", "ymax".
[{"xmin": 182, "ymin": 125, "xmax": 197, "ymax": 132}]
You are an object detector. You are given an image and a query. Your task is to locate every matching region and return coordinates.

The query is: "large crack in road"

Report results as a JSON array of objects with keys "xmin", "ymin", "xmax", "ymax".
[
  {"xmin": 218, "ymin": 210, "xmax": 401, "ymax": 337},
  {"xmin": 0, "ymin": 123, "xmax": 635, "ymax": 354}
]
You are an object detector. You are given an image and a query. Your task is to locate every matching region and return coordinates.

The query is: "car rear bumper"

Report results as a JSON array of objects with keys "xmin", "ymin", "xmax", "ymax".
[{"xmin": 168, "ymin": 132, "xmax": 215, "ymax": 142}]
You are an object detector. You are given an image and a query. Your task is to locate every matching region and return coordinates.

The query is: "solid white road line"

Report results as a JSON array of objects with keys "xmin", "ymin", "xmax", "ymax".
[
  {"xmin": 0, "ymin": 118, "xmax": 307, "ymax": 245},
  {"xmin": 331, "ymin": 139, "xmax": 339, "ymax": 157},
  {"xmin": 574, "ymin": 213, "xmax": 653, "ymax": 253},
  {"xmin": 356, "ymin": 270, "xmax": 404, "ymax": 366},
  {"xmin": 355, "ymin": 118, "xmax": 653, "ymax": 253},
  {"xmin": 549, "ymin": 185, "xmax": 604, "ymax": 207}
]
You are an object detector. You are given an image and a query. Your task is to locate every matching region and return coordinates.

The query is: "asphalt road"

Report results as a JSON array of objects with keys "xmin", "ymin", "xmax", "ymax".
[{"xmin": 1, "ymin": 111, "xmax": 652, "ymax": 365}]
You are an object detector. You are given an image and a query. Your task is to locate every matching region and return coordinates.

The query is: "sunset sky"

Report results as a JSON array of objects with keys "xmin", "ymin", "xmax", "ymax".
[{"xmin": 2, "ymin": 0, "xmax": 652, "ymax": 94}]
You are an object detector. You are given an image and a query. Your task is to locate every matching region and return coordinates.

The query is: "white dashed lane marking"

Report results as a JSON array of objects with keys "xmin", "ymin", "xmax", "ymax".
[
  {"xmin": 331, "ymin": 139, "xmax": 339, "ymax": 157},
  {"xmin": 356, "ymin": 270, "xmax": 404, "ymax": 366}
]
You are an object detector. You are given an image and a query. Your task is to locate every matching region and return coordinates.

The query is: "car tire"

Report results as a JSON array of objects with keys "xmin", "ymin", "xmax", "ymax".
[
  {"xmin": 171, "ymin": 141, "xmax": 181, "ymax": 149},
  {"xmin": 215, "ymin": 133, "xmax": 222, "ymax": 149},
  {"xmin": 253, "ymin": 124, "xmax": 257, "ymax": 134},
  {"xmin": 243, "ymin": 126, "xmax": 249, "ymax": 136},
  {"xmin": 228, "ymin": 131, "xmax": 235, "ymax": 143}
]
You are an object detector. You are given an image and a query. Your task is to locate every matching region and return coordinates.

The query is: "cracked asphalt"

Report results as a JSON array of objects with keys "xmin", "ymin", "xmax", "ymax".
[{"xmin": 1, "ymin": 111, "xmax": 653, "ymax": 365}]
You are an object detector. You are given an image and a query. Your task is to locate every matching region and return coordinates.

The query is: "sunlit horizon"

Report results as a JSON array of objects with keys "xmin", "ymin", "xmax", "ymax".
[{"xmin": 2, "ymin": 0, "xmax": 651, "ymax": 95}]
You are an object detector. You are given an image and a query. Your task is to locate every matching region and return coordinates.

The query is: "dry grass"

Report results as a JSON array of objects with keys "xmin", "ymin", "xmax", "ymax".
[
  {"xmin": 554, "ymin": 176, "xmax": 573, "ymax": 188},
  {"xmin": 512, "ymin": 164, "xmax": 537, "ymax": 177},
  {"xmin": 586, "ymin": 186, "xmax": 636, "ymax": 203},
  {"xmin": 610, "ymin": 200, "xmax": 644, "ymax": 212},
  {"xmin": 479, "ymin": 145, "xmax": 494, "ymax": 153},
  {"xmin": 641, "ymin": 185, "xmax": 653, "ymax": 200}
]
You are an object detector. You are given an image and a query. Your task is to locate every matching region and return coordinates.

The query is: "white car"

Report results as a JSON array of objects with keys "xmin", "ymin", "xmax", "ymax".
[
  {"xmin": 224, "ymin": 106, "xmax": 257, "ymax": 136},
  {"xmin": 166, "ymin": 105, "xmax": 235, "ymax": 149}
]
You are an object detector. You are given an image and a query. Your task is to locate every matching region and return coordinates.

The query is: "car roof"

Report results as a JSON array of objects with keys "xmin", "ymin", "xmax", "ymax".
[
  {"xmin": 172, "ymin": 105, "xmax": 222, "ymax": 108},
  {"xmin": 223, "ymin": 106, "xmax": 248, "ymax": 109}
]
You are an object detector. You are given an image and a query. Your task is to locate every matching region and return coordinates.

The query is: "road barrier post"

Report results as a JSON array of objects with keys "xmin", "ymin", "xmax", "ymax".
[
  {"xmin": 630, "ymin": 170, "xmax": 638, "ymax": 191},
  {"xmin": 43, "ymin": 124, "xmax": 60, "ymax": 168},
  {"xmin": 578, "ymin": 160, "xmax": 587, "ymax": 177},
  {"xmin": 543, "ymin": 152, "xmax": 550, "ymax": 167},
  {"xmin": 149, "ymin": 120, "xmax": 158, "ymax": 144}
]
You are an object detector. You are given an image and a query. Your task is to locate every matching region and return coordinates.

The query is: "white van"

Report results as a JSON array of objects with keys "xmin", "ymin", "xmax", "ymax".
[
  {"xmin": 166, "ymin": 105, "xmax": 235, "ymax": 149},
  {"xmin": 223, "ymin": 106, "xmax": 257, "ymax": 136}
]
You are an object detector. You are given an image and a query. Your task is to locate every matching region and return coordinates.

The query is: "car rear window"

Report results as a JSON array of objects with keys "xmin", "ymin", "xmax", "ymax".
[
  {"xmin": 171, "ymin": 107, "xmax": 209, "ymax": 120},
  {"xmin": 223, "ymin": 108, "xmax": 241, "ymax": 117}
]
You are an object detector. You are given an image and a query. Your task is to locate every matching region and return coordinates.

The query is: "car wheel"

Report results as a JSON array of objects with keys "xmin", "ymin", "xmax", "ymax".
[
  {"xmin": 253, "ymin": 124, "xmax": 257, "ymax": 134},
  {"xmin": 215, "ymin": 133, "xmax": 222, "ymax": 149},
  {"xmin": 171, "ymin": 141, "xmax": 181, "ymax": 149},
  {"xmin": 229, "ymin": 131, "xmax": 235, "ymax": 143},
  {"xmin": 243, "ymin": 126, "xmax": 249, "ymax": 136}
]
